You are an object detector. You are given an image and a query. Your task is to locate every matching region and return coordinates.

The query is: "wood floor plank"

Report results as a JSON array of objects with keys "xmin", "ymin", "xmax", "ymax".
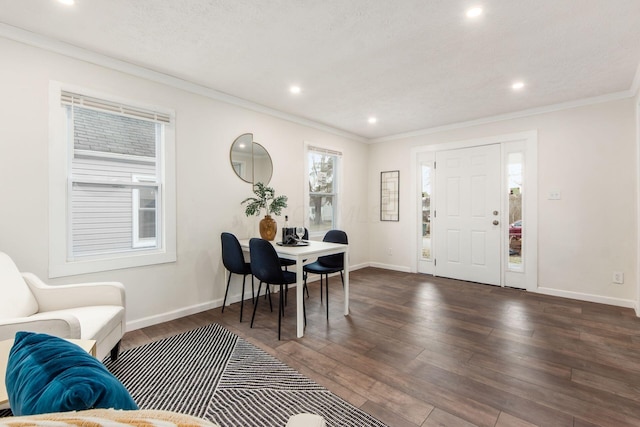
[
  {"xmin": 423, "ymin": 408, "xmax": 479, "ymax": 427},
  {"xmin": 121, "ymin": 267, "xmax": 640, "ymax": 427}
]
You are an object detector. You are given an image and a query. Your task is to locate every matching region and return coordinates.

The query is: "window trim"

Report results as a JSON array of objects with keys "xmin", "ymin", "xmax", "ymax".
[
  {"xmin": 132, "ymin": 175, "xmax": 159, "ymax": 249},
  {"xmin": 49, "ymin": 81, "xmax": 176, "ymax": 278},
  {"xmin": 304, "ymin": 141, "xmax": 343, "ymax": 238}
]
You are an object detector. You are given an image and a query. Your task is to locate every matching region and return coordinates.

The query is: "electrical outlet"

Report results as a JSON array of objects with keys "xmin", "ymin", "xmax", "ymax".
[
  {"xmin": 613, "ymin": 271, "xmax": 624, "ymax": 284},
  {"xmin": 387, "ymin": 247, "xmax": 393, "ymax": 256},
  {"xmin": 548, "ymin": 190, "xmax": 561, "ymax": 200}
]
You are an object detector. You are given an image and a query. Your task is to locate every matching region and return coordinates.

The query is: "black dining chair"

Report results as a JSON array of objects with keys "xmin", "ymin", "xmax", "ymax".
[
  {"xmin": 221, "ymin": 232, "xmax": 254, "ymax": 322},
  {"xmin": 303, "ymin": 229, "xmax": 348, "ymax": 319},
  {"xmin": 249, "ymin": 238, "xmax": 299, "ymax": 340}
]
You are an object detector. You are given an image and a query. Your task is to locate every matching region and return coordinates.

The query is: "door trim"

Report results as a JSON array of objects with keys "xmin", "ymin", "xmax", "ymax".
[{"xmin": 410, "ymin": 130, "xmax": 538, "ymax": 292}]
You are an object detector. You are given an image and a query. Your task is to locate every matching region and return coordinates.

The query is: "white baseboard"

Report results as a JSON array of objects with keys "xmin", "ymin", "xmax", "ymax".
[
  {"xmin": 535, "ymin": 287, "xmax": 636, "ymax": 309},
  {"xmin": 127, "ymin": 269, "xmax": 639, "ymax": 331},
  {"xmin": 368, "ymin": 262, "xmax": 412, "ymax": 273},
  {"xmin": 127, "ymin": 263, "xmax": 370, "ymax": 331},
  {"xmin": 126, "ymin": 300, "xmax": 220, "ymax": 331}
]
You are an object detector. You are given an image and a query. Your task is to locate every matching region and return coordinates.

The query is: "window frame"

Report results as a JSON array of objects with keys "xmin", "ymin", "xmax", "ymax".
[
  {"xmin": 304, "ymin": 142, "xmax": 343, "ymax": 238},
  {"xmin": 132, "ymin": 174, "xmax": 160, "ymax": 249},
  {"xmin": 49, "ymin": 82, "xmax": 176, "ymax": 278}
]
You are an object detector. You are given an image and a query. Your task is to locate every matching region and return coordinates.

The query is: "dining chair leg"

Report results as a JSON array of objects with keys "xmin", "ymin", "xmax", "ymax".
[
  {"xmin": 325, "ymin": 274, "xmax": 330, "ymax": 320},
  {"xmin": 240, "ymin": 275, "xmax": 247, "ymax": 322},
  {"xmin": 285, "ymin": 284, "xmax": 288, "ymax": 306},
  {"xmin": 267, "ymin": 284, "xmax": 273, "ymax": 312},
  {"xmin": 280, "ymin": 285, "xmax": 289, "ymax": 317},
  {"xmin": 251, "ymin": 275, "xmax": 255, "ymax": 303},
  {"xmin": 320, "ymin": 274, "xmax": 324, "ymax": 302},
  {"xmin": 278, "ymin": 285, "xmax": 283, "ymax": 340},
  {"xmin": 303, "ymin": 272, "xmax": 310, "ymax": 298},
  {"xmin": 250, "ymin": 282, "xmax": 263, "ymax": 328},
  {"xmin": 340, "ymin": 271, "xmax": 344, "ymax": 287},
  {"xmin": 222, "ymin": 272, "xmax": 232, "ymax": 313}
]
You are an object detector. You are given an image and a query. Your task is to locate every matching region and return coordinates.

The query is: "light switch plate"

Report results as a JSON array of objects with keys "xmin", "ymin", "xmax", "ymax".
[{"xmin": 548, "ymin": 191, "xmax": 561, "ymax": 200}]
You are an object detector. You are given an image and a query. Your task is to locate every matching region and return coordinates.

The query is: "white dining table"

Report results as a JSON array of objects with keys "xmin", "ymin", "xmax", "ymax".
[{"xmin": 239, "ymin": 238, "xmax": 349, "ymax": 338}]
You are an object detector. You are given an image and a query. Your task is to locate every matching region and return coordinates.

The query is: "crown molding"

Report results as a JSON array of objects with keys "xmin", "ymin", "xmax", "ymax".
[
  {"xmin": 0, "ymin": 23, "xmax": 366, "ymax": 143},
  {"xmin": 2, "ymin": 23, "xmax": 637, "ymax": 145},
  {"xmin": 371, "ymin": 88, "xmax": 636, "ymax": 143}
]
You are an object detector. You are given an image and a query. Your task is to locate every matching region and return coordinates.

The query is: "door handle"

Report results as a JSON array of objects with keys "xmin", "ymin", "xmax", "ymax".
[{"xmin": 493, "ymin": 220, "xmax": 499, "ymax": 225}]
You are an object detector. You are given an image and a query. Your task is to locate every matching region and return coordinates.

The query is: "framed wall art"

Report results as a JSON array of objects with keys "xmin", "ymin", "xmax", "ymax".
[{"xmin": 380, "ymin": 170, "xmax": 399, "ymax": 221}]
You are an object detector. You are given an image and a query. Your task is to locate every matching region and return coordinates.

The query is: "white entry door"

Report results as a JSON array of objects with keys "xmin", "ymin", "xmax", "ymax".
[{"xmin": 434, "ymin": 144, "xmax": 501, "ymax": 285}]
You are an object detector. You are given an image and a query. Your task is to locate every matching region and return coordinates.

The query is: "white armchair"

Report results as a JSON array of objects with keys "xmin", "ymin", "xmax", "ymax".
[{"xmin": 0, "ymin": 252, "xmax": 126, "ymax": 362}]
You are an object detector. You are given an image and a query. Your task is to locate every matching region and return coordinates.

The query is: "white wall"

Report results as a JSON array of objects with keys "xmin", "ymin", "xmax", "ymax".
[
  {"xmin": 0, "ymin": 37, "xmax": 370, "ymax": 329},
  {"xmin": 636, "ymin": 89, "xmax": 640, "ymax": 313},
  {"xmin": 1, "ymin": 35, "xmax": 637, "ymax": 326},
  {"xmin": 369, "ymin": 98, "xmax": 638, "ymax": 306}
]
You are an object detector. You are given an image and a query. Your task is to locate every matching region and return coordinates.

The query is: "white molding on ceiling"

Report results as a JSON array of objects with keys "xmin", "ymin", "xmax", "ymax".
[
  {"xmin": 371, "ymin": 87, "xmax": 638, "ymax": 144},
  {"xmin": 2, "ymin": 23, "xmax": 638, "ymax": 145},
  {"xmin": 0, "ymin": 23, "xmax": 367, "ymax": 143}
]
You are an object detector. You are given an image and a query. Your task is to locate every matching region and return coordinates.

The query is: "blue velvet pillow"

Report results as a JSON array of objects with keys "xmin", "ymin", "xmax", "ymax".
[{"xmin": 6, "ymin": 331, "xmax": 138, "ymax": 416}]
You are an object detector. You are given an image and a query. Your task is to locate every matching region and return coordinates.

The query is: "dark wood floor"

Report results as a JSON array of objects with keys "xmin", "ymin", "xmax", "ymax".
[{"xmin": 122, "ymin": 268, "xmax": 640, "ymax": 427}]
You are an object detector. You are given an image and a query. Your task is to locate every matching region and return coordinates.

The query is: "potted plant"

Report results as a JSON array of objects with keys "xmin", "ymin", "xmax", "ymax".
[{"xmin": 241, "ymin": 182, "xmax": 288, "ymax": 241}]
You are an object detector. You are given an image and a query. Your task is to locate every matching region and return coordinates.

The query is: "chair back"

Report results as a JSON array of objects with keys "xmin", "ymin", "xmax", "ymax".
[
  {"xmin": 319, "ymin": 230, "xmax": 348, "ymax": 269},
  {"xmin": 249, "ymin": 238, "xmax": 286, "ymax": 284},
  {"xmin": 221, "ymin": 232, "xmax": 247, "ymax": 275},
  {"xmin": 0, "ymin": 252, "xmax": 38, "ymax": 319}
]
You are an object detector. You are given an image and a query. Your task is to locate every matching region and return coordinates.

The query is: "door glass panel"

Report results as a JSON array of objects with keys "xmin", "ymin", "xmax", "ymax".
[
  {"xmin": 421, "ymin": 164, "xmax": 432, "ymax": 260},
  {"xmin": 508, "ymin": 153, "xmax": 523, "ymax": 270}
]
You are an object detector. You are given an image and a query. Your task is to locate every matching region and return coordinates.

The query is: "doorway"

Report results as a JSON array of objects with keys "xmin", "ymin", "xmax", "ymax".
[
  {"xmin": 412, "ymin": 131, "xmax": 538, "ymax": 291},
  {"xmin": 434, "ymin": 144, "xmax": 501, "ymax": 285}
]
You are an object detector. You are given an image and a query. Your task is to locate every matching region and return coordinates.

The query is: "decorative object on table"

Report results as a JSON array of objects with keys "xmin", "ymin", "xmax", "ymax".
[
  {"xmin": 279, "ymin": 227, "xmax": 309, "ymax": 246},
  {"xmin": 380, "ymin": 170, "xmax": 400, "ymax": 221},
  {"xmin": 242, "ymin": 182, "xmax": 288, "ymax": 241},
  {"xmin": 281, "ymin": 215, "xmax": 290, "ymax": 243}
]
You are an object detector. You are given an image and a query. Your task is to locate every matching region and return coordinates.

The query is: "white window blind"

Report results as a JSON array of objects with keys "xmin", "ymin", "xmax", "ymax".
[
  {"xmin": 307, "ymin": 145, "xmax": 343, "ymax": 157},
  {"xmin": 61, "ymin": 91, "xmax": 171, "ymax": 124}
]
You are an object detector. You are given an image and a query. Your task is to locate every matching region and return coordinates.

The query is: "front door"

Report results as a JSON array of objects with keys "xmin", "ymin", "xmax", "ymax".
[{"xmin": 434, "ymin": 144, "xmax": 501, "ymax": 285}]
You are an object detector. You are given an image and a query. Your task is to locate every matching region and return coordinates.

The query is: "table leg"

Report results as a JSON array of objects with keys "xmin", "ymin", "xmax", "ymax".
[
  {"xmin": 296, "ymin": 257, "xmax": 304, "ymax": 338},
  {"xmin": 343, "ymin": 250, "xmax": 349, "ymax": 315}
]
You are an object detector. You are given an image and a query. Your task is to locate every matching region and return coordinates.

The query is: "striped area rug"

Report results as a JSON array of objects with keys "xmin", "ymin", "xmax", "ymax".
[{"xmin": 104, "ymin": 323, "xmax": 388, "ymax": 427}]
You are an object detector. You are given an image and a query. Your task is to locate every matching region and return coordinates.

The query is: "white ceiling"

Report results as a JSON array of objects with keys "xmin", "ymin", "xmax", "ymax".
[{"xmin": 1, "ymin": 0, "xmax": 639, "ymax": 140}]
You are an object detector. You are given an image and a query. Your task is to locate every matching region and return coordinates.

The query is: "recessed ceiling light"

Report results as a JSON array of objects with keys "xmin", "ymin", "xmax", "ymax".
[
  {"xmin": 289, "ymin": 86, "xmax": 301, "ymax": 94},
  {"xmin": 368, "ymin": 117, "xmax": 377, "ymax": 124},
  {"xmin": 58, "ymin": 0, "xmax": 75, "ymax": 5},
  {"xmin": 511, "ymin": 81, "xmax": 525, "ymax": 90},
  {"xmin": 466, "ymin": 7, "xmax": 483, "ymax": 18}
]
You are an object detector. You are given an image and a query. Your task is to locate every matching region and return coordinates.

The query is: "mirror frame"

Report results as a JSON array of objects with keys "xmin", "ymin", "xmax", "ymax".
[{"xmin": 229, "ymin": 133, "xmax": 273, "ymax": 185}]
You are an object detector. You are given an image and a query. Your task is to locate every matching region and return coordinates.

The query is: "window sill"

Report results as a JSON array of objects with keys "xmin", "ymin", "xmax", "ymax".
[{"xmin": 49, "ymin": 250, "xmax": 176, "ymax": 278}]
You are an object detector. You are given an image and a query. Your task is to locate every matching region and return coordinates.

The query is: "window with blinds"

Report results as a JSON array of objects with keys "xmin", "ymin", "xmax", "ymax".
[
  {"xmin": 307, "ymin": 145, "xmax": 342, "ymax": 234},
  {"xmin": 62, "ymin": 91, "xmax": 168, "ymax": 258}
]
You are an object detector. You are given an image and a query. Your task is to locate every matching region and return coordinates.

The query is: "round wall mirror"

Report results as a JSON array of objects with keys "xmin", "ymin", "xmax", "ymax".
[{"xmin": 229, "ymin": 133, "xmax": 273, "ymax": 184}]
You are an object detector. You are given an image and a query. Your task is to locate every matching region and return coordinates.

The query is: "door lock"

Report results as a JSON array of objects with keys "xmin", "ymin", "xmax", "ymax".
[{"xmin": 493, "ymin": 210, "xmax": 499, "ymax": 215}]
